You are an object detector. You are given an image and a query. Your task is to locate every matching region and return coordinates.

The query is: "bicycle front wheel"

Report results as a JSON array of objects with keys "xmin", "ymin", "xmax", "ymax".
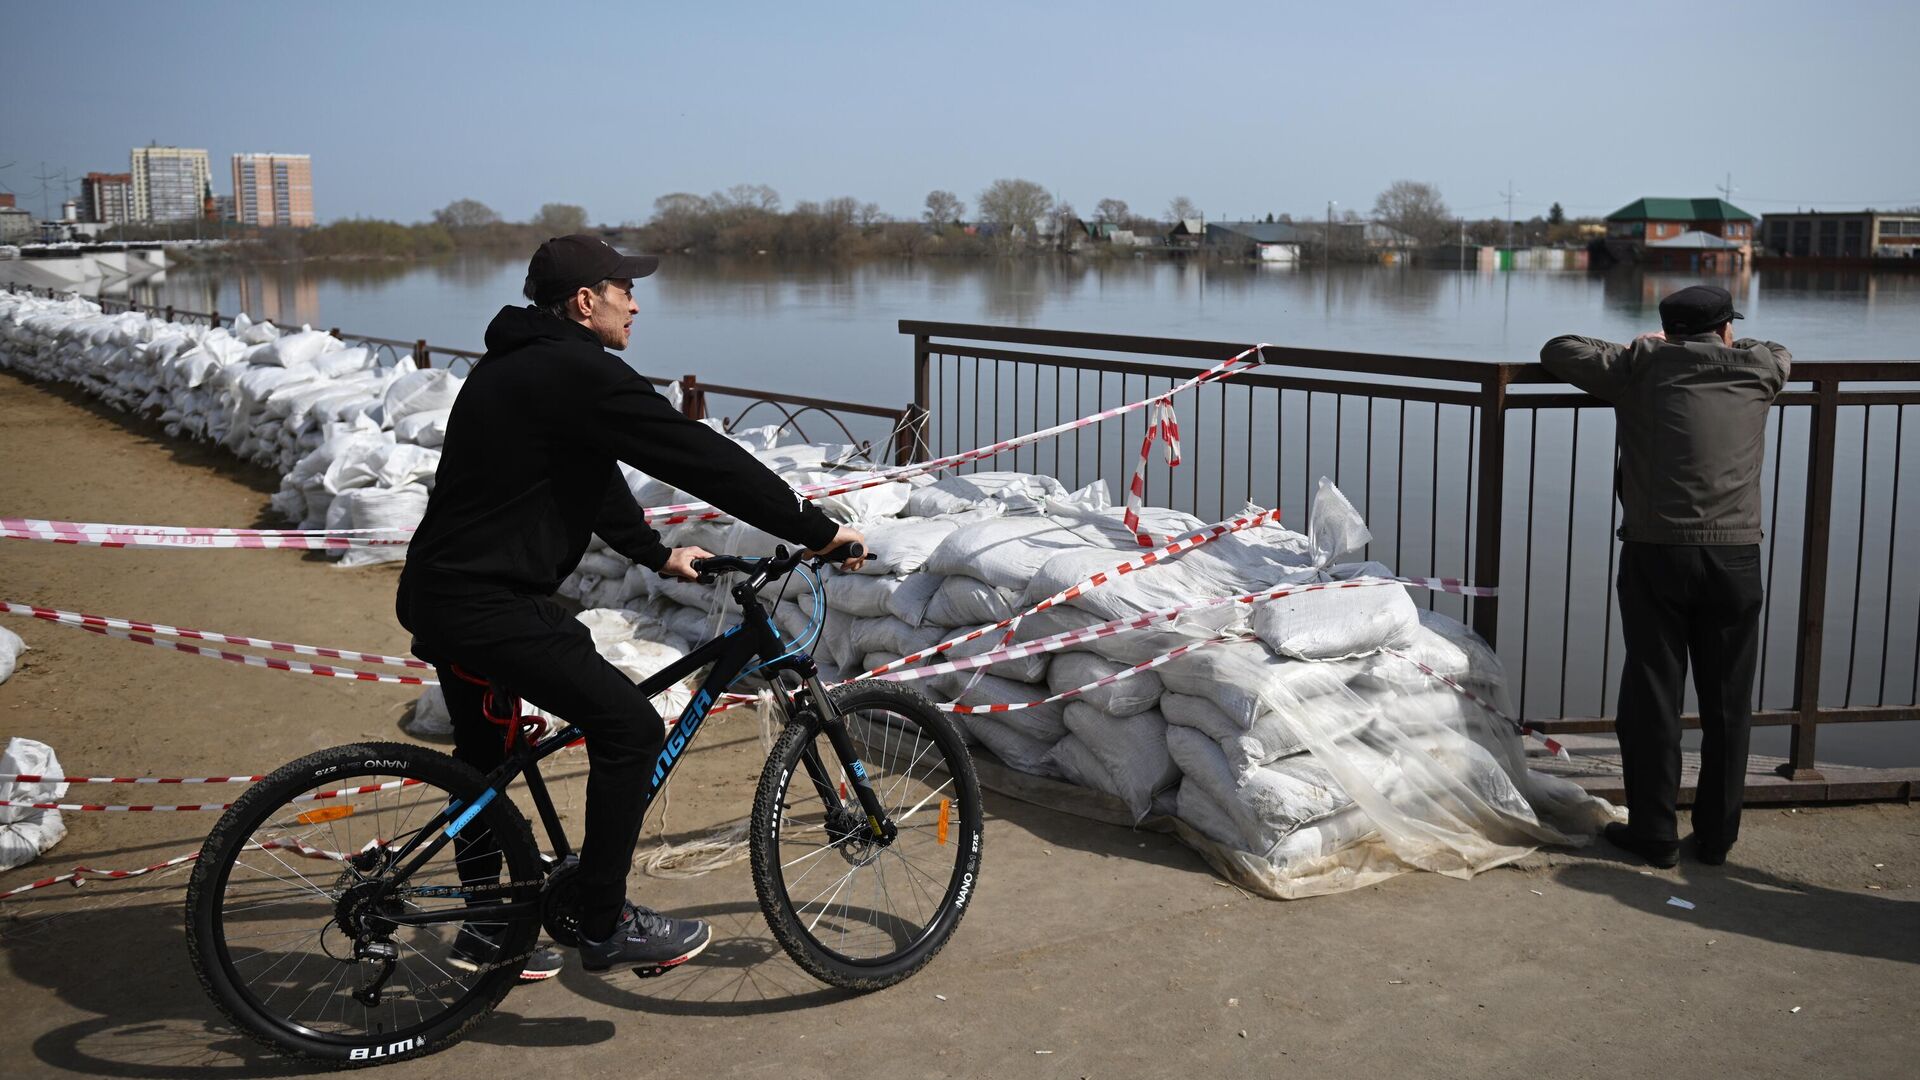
[
  {"xmin": 750, "ymin": 681, "xmax": 983, "ymax": 989},
  {"xmin": 185, "ymin": 741, "xmax": 542, "ymax": 1066}
]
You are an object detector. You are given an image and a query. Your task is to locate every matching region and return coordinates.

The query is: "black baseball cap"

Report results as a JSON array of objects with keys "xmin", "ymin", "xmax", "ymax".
[
  {"xmin": 525, "ymin": 234, "xmax": 659, "ymax": 305},
  {"xmin": 1658, "ymin": 285, "xmax": 1744, "ymax": 334}
]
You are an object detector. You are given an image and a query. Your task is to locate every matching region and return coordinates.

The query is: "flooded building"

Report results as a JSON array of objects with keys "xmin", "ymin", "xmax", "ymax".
[
  {"xmin": 1759, "ymin": 209, "xmax": 1920, "ymax": 259},
  {"xmin": 1603, "ymin": 197, "xmax": 1755, "ymax": 268}
]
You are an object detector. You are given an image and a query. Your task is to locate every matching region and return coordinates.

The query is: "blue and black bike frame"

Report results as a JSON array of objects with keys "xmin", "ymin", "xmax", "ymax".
[{"xmin": 365, "ymin": 564, "xmax": 892, "ymax": 929}]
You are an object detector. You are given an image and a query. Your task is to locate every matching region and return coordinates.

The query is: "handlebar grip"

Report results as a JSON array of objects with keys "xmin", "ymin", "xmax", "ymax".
[{"xmin": 818, "ymin": 541, "xmax": 865, "ymax": 563}]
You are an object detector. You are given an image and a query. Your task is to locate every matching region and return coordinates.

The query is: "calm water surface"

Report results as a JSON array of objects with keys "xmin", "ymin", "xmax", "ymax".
[{"xmin": 112, "ymin": 257, "xmax": 1920, "ymax": 767}]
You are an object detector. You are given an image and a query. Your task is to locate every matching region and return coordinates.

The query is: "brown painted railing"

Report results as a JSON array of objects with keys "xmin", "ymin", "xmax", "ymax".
[
  {"xmin": 8, "ymin": 286, "xmax": 923, "ymax": 465},
  {"xmin": 904, "ymin": 320, "xmax": 1920, "ymax": 787}
]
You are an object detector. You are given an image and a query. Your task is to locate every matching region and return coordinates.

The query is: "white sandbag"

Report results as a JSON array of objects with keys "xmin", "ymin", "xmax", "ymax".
[
  {"xmin": 383, "ymin": 368, "xmax": 463, "ymax": 426},
  {"xmin": 906, "ymin": 471, "xmax": 1067, "ymax": 517},
  {"xmin": 925, "ymin": 576, "xmax": 1019, "ymax": 626},
  {"xmin": 313, "ymin": 345, "xmax": 375, "ymax": 379},
  {"xmin": 884, "ymin": 571, "xmax": 943, "ymax": 627},
  {"xmin": 1164, "ymin": 726, "xmax": 1352, "ymax": 858},
  {"xmin": 1046, "ymin": 652, "xmax": 1161, "ymax": 717},
  {"xmin": 326, "ymin": 485, "xmax": 429, "ymax": 566},
  {"xmin": 0, "ymin": 737, "xmax": 68, "ymax": 872},
  {"xmin": 1062, "ymin": 702, "xmax": 1180, "ymax": 821},
  {"xmin": 947, "ymin": 622, "xmax": 1050, "ymax": 683},
  {"xmin": 924, "ymin": 515, "xmax": 1104, "ymax": 591},
  {"xmin": 1174, "ymin": 779, "xmax": 1249, "ymax": 852},
  {"xmin": 1251, "ymin": 580, "xmax": 1418, "ymax": 660},
  {"xmin": 0, "ymin": 625, "xmax": 25, "ymax": 684},
  {"xmin": 577, "ymin": 550, "xmax": 630, "ymax": 580},
  {"xmin": 404, "ymin": 685, "xmax": 454, "ymax": 737},
  {"xmin": 576, "ymin": 608, "xmax": 696, "ymax": 718},
  {"xmin": 824, "ymin": 572, "xmax": 907, "ymax": 618},
  {"xmin": 961, "ymin": 713, "xmax": 1060, "ymax": 778},
  {"xmin": 393, "ymin": 407, "xmax": 453, "ymax": 447},
  {"xmin": 1046, "ymin": 734, "xmax": 1117, "ymax": 795},
  {"xmin": 844, "ymin": 616, "xmax": 944, "ymax": 665},
  {"xmin": 932, "ymin": 671, "xmax": 1065, "ymax": 742},
  {"xmin": 1160, "ymin": 642, "xmax": 1353, "ymax": 729},
  {"xmin": 847, "ymin": 512, "xmax": 969, "ymax": 576},
  {"xmin": 252, "ymin": 328, "xmax": 335, "ymax": 369},
  {"xmin": 323, "ymin": 440, "xmax": 439, "ymax": 493}
]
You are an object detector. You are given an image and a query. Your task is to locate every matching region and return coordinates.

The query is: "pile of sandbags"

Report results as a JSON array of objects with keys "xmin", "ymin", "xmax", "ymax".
[
  {"xmin": 0, "ymin": 292, "xmax": 444, "ymax": 558},
  {"xmin": 1, "ymin": 737, "xmax": 67, "ymax": 872}
]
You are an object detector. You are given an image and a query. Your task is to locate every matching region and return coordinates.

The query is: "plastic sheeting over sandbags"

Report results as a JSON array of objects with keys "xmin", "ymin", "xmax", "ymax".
[{"xmin": 1, "ymin": 737, "xmax": 68, "ymax": 871}]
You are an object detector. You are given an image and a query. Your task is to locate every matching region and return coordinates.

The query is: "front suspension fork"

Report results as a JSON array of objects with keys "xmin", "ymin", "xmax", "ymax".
[{"xmin": 793, "ymin": 674, "xmax": 894, "ymax": 842}]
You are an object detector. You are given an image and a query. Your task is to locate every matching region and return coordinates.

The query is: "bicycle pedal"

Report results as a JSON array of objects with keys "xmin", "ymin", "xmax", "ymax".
[{"xmin": 631, "ymin": 957, "xmax": 694, "ymax": 979}]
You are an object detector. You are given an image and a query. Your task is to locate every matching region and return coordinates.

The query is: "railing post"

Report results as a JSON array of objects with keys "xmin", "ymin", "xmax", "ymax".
[
  {"xmin": 681, "ymin": 374, "xmax": 706, "ymax": 419},
  {"xmin": 1470, "ymin": 364, "xmax": 1510, "ymax": 648},
  {"xmin": 893, "ymin": 403, "xmax": 929, "ymax": 465},
  {"xmin": 329, "ymin": 327, "xmax": 342, "ymax": 340},
  {"xmin": 1783, "ymin": 378, "xmax": 1839, "ymax": 781},
  {"xmin": 912, "ymin": 332, "xmax": 931, "ymax": 417},
  {"xmin": 164, "ymin": 304, "xmax": 174, "ymax": 323},
  {"xmin": 210, "ymin": 309, "xmax": 220, "ymax": 328},
  {"xmin": 414, "ymin": 339, "xmax": 428, "ymax": 369}
]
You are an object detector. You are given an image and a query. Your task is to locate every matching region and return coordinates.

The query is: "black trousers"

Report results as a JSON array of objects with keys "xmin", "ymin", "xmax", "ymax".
[
  {"xmin": 1614, "ymin": 542, "xmax": 1764, "ymax": 848},
  {"xmin": 397, "ymin": 571, "xmax": 664, "ymax": 938}
]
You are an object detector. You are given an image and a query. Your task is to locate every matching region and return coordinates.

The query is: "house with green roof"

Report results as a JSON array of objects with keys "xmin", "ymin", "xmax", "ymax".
[{"xmin": 1605, "ymin": 197, "xmax": 1757, "ymax": 269}]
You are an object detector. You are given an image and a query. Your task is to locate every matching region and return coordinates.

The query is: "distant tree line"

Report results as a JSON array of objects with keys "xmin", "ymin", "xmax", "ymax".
[{"xmin": 139, "ymin": 180, "xmax": 1607, "ymax": 263}]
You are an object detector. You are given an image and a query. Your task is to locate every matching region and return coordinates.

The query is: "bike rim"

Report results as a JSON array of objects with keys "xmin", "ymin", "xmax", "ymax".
[
  {"xmin": 772, "ymin": 702, "xmax": 975, "ymax": 966},
  {"xmin": 209, "ymin": 769, "xmax": 528, "ymax": 1045}
]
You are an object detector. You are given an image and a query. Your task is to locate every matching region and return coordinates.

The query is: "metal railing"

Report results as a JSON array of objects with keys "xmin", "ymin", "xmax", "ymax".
[
  {"xmin": 6, "ymin": 286, "xmax": 922, "ymax": 465},
  {"xmin": 904, "ymin": 321, "xmax": 1920, "ymax": 787}
]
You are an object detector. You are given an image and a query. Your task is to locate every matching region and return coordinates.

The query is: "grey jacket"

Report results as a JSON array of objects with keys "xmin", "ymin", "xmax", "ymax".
[{"xmin": 1540, "ymin": 331, "xmax": 1791, "ymax": 545}]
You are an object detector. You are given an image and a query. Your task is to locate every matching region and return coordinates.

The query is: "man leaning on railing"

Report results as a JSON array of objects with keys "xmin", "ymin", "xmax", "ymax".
[{"xmin": 1540, "ymin": 285, "xmax": 1790, "ymax": 869}]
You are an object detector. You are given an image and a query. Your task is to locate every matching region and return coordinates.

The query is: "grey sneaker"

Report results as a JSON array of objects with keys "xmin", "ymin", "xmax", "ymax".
[
  {"xmin": 579, "ymin": 901, "xmax": 712, "ymax": 976},
  {"xmin": 448, "ymin": 924, "xmax": 565, "ymax": 982}
]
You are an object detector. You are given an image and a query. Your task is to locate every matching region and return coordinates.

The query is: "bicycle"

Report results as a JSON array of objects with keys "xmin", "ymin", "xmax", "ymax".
[{"xmin": 184, "ymin": 544, "xmax": 983, "ymax": 1066}]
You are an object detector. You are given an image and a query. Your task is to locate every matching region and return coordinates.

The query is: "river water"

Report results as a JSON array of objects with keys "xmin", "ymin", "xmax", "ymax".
[{"xmin": 115, "ymin": 256, "xmax": 1920, "ymax": 767}]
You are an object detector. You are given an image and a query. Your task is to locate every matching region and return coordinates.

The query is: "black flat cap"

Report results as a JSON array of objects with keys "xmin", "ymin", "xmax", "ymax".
[
  {"xmin": 526, "ymin": 234, "xmax": 659, "ymax": 304},
  {"xmin": 1659, "ymin": 284, "xmax": 1744, "ymax": 334}
]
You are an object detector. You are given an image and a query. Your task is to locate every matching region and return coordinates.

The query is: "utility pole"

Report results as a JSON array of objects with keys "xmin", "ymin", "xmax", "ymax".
[
  {"xmin": 1716, "ymin": 172, "xmax": 1737, "ymax": 204},
  {"xmin": 1325, "ymin": 199, "xmax": 1336, "ymax": 264},
  {"xmin": 1498, "ymin": 179, "xmax": 1520, "ymax": 251}
]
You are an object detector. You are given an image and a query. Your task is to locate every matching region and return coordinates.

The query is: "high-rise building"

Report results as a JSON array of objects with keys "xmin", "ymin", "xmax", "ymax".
[
  {"xmin": 82, "ymin": 172, "xmax": 134, "ymax": 225},
  {"xmin": 130, "ymin": 144, "xmax": 212, "ymax": 223},
  {"xmin": 232, "ymin": 152, "xmax": 314, "ymax": 227}
]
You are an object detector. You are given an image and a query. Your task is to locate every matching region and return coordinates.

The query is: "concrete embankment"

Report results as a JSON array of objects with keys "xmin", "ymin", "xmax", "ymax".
[{"xmin": 0, "ymin": 368, "xmax": 1915, "ymax": 1079}]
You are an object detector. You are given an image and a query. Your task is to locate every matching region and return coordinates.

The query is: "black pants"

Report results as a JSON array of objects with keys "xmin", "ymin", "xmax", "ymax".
[
  {"xmin": 398, "ymin": 571, "xmax": 664, "ymax": 939},
  {"xmin": 1614, "ymin": 542, "xmax": 1763, "ymax": 849}
]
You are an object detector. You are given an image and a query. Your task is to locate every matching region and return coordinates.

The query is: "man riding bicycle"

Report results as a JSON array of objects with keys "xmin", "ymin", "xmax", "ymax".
[{"xmin": 396, "ymin": 234, "xmax": 865, "ymax": 980}]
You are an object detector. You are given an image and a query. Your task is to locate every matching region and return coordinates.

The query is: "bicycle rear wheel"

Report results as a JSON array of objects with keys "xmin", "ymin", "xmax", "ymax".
[
  {"xmin": 185, "ymin": 742, "xmax": 542, "ymax": 1066},
  {"xmin": 750, "ymin": 682, "xmax": 982, "ymax": 989}
]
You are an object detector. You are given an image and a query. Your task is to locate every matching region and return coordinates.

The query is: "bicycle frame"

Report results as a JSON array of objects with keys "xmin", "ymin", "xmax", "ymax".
[{"xmin": 365, "ymin": 576, "xmax": 895, "ymax": 930}]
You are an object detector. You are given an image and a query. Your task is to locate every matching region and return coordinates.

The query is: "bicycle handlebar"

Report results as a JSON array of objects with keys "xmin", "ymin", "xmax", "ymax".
[{"xmin": 685, "ymin": 542, "xmax": 866, "ymax": 588}]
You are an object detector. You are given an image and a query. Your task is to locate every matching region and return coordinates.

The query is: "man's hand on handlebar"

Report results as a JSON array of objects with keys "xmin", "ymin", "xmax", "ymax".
[
  {"xmin": 659, "ymin": 545, "xmax": 716, "ymax": 581},
  {"xmin": 807, "ymin": 525, "xmax": 869, "ymax": 572}
]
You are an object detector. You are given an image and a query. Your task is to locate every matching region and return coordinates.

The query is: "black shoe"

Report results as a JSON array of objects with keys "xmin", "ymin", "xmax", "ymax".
[
  {"xmin": 1602, "ymin": 822, "xmax": 1679, "ymax": 868},
  {"xmin": 579, "ymin": 901, "xmax": 712, "ymax": 976},
  {"xmin": 448, "ymin": 924, "xmax": 565, "ymax": 982},
  {"xmin": 1695, "ymin": 838, "xmax": 1731, "ymax": 866}
]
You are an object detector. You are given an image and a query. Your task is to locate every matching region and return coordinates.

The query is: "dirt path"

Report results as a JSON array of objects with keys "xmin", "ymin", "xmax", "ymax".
[{"xmin": 1, "ymin": 368, "xmax": 1914, "ymax": 1079}]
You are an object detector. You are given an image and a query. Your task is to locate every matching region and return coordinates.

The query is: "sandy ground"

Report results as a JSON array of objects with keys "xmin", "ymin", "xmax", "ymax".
[{"xmin": 1, "ymin": 368, "xmax": 1915, "ymax": 1079}]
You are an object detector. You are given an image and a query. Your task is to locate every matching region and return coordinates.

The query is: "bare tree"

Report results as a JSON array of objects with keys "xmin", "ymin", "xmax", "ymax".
[
  {"xmin": 1095, "ymin": 198, "xmax": 1130, "ymax": 224},
  {"xmin": 977, "ymin": 178, "xmax": 1053, "ymax": 242},
  {"xmin": 923, "ymin": 190, "xmax": 965, "ymax": 228},
  {"xmin": 720, "ymin": 183, "xmax": 782, "ymax": 213},
  {"xmin": 856, "ymin": 201, "xmax": 888, "ymax": 229},
  {"xmin": 1371, "ymin": 180, "xmax": 1451, "ymax": 244},
  {"xmin": 533, "ymin": 203, "xmax": 588, "ymax": 234},
  {"xmin": 433, "ymin": 198, "xmax": 501, "ymax": 228},
  {"xmin": 1166, "ymin": 196, "xmax": 1200, "ymax": 224}
]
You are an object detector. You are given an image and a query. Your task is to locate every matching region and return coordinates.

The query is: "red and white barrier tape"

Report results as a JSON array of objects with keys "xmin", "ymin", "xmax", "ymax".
[
  {"xmin": 64, "ymin": 622, "xmax": 433, "ymax": 685},
  {"xmin": 0, "ymin": 774, "xmax": 265, "ymax": 785},
  {"xmin": 1, "ymin": 601, "xmax": 431, "ymax": 669},
  {"xmin": 1, "ymin": 517, "xmax": 405, "ymax": 539},
  {"xmin": 1379, "ymin": 647, "xmax": 1569, "ymax": 759},
  {"xmin": 2, "ymin": 837, "xmax": 350, "ymax": 899},
  {"xmin": 2, "ymin": 524, "xmax": 407, "ymax": 550},
  {"xmin": 2, "ymin": 776, "xmax": 422, "ymax": 813},
  {"xmin": 642, "ymin": 344, "xmax": 1270, "ymax": 527},
  {"xmin": 1121, "ymin": 398, "xmax": 1184, "ymax": 547}
]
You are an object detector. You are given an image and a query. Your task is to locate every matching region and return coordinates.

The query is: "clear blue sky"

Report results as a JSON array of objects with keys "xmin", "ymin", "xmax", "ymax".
[{"xmin": 5, "ymin": 0, "xmax": 1915, "ymax": 226}]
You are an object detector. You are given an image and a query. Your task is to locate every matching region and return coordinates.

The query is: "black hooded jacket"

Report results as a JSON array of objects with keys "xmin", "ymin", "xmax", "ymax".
[{"xmin": 400, "ymin": 305, "xmax": 836, "ymax": 595}]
